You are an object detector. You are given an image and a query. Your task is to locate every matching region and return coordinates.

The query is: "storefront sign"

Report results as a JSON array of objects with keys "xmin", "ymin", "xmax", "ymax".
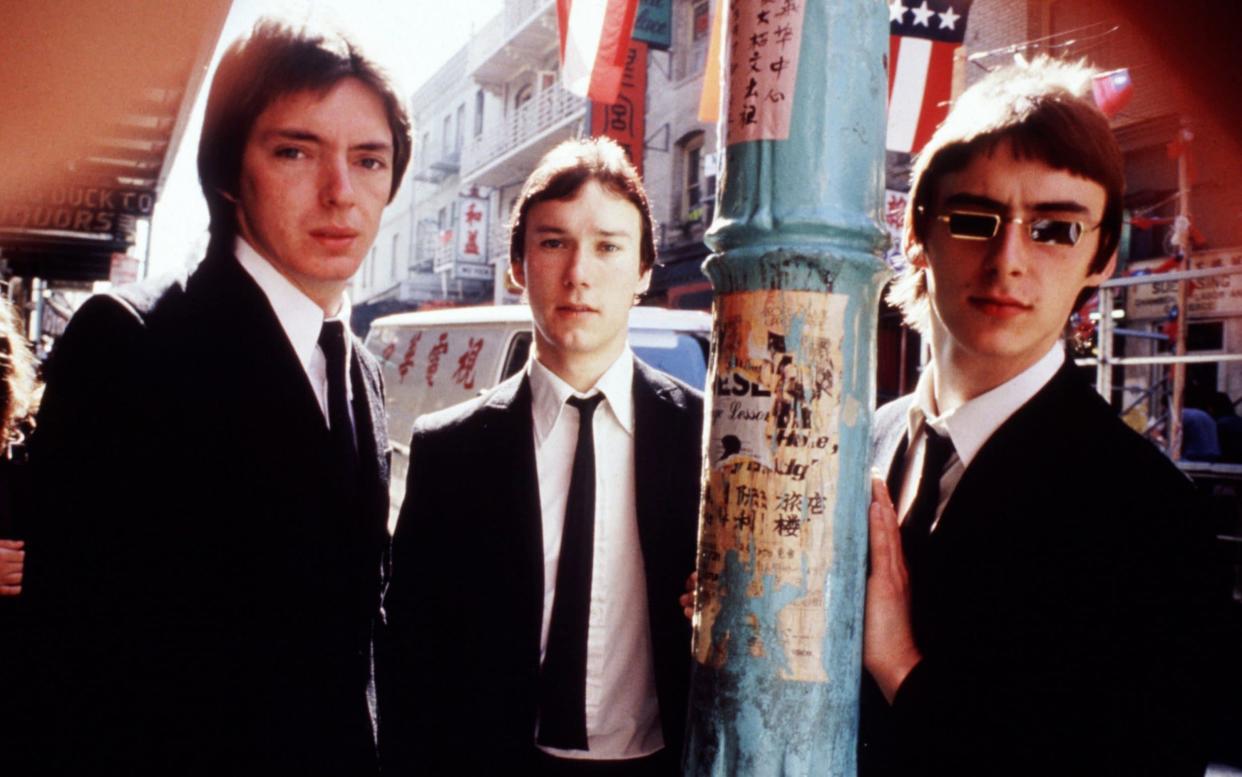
[
  {"xmin": 632, "ymin": 0, "xmax": 672, "ymax": 50},
  {"xmin": 455, "ymin": 195, "xmax": 489, "ymax": 266},
  {"xmin": 0, "ymin": 185, "xmax": 156, "ymax": 234},
  {"xmin": 1125, "ymin": 248, "xmax": 1242, "ymax": 320}
]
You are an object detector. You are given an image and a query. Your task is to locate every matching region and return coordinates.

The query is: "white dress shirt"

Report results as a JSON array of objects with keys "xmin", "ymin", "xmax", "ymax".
[
  {"xmin": 896, "ymin": 342, "xmax": 1066, "ymax": 528},
  {"xmin": 234, "ymin": 237, "xmax": 353, "ymax": 426},
  {"xmin": 528, "ymin": 350, "xmax": 663, "ymax": 760}
]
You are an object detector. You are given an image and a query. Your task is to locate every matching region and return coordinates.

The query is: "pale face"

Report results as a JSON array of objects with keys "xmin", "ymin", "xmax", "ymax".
[
  {"xmin": 919, "ymin": 142, "xmax": 1115, "ymax": 394},
  {"xmin": 234, "ymin": 77, "xmax": 393, "ymax": 314},
  {"xmin": 512, "ymin": 180, "xmax": 651, "ymax": 385}
]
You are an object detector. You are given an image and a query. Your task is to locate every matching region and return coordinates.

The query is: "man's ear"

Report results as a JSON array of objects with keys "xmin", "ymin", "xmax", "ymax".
[
  {"xmin": 508, "ymin": 259, "xmax": 525, "ymax": 289},
  {"xmin": 1085, "ymin": 250, "xmax": 1118, "ymax": 287},
  {"xmin": 632, "ymin": 265, "xmax": 653, "ymax": 305}
]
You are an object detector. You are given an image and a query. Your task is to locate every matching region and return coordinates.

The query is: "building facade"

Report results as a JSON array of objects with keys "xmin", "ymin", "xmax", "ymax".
[
  {"xmin": 351, "ymin": 44, "xmax": 494, "ymax": 333},
  {"xmin": 359, "ymin": 0, "xmax": 1241, "ymax": 431},
  {"xmin": 358, "ymin": 0, "xmax": 722, "ymax": 321}
]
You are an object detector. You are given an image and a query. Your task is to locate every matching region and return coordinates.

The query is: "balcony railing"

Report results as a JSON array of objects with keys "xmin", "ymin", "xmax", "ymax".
[
  {"xmin": 431, "ymin": 240, "xmax": 455, "ymax": 274},
  {"xmin": 461, "ymin": 83, "xmax": 584, "ymax": 179},
  {"xmin": 505, "ymin": 0, "xmax": 551, "ymax": 31}
]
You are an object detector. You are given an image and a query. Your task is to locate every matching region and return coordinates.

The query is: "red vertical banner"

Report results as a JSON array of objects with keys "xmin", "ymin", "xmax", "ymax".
[{"xmin": 590, "ymin": 40, "xmax": 647, "ymax": 177}]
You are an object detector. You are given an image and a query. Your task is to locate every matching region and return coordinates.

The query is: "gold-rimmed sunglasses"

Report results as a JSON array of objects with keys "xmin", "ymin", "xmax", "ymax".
[{"xmin": 926, "ymin": 208, "xmax": 1100, "ymax": 247}]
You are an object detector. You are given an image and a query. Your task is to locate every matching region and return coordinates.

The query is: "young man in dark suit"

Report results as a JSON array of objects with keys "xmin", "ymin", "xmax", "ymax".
[
  {"xmin": 24, "ymin": 21, "xmax": 410, "ymax": 775},
  {"xmin": 379, "ymin": 138, "xmax": 703, "ymax": 776},
  {"xmin": 860, "ymin": 57, "xmax": 1224, "ymax": 776}
]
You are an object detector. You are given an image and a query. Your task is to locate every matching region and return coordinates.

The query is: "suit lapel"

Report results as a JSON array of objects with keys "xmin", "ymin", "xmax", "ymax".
[
  {"xmin": 188, "ymin": 250, "xmax": 326, "ymax": 435},
  {"xmin": 485, "ymin": 375, "xmax": 547, "ymax": 652},
  {"xmin": 873, "ymin": 394, "xmax": 914, "ymax": 503},
  {"xmin": 632, "ymin": 361, "xmax": 673, "ymax": 569},
  {"xmin": 935, "ymin": 359, "xmax": 1079, "ymax": 537},
  {"xmin": 350, "ymin": 343, "xmax": 389, "ymax": 490},
  {"xmin": 886, "ymin": 433, "xmax": 910, "ymax": 502}
]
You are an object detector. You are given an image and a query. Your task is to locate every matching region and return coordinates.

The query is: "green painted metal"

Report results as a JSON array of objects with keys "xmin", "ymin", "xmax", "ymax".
[{"xmin": 684, "ymin": 1, "xmax": 889, "ymax": 775}]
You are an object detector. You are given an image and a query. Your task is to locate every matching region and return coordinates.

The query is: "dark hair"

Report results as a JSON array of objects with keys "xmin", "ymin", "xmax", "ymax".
[
  {"xmin": 197, "ymin": 19, "xmax": 412, "ymax": 253},
  {"xmin": 508, "ymin": 137, "xmax": 657, "ymax": 273},
  {"xmin": 890, "ymin": 57, "xmax": 1124, "ymax": 333}
]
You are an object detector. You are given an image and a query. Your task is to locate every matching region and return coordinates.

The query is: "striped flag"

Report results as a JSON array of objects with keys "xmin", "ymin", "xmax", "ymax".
[
  {"xmin": 556, "ymin": 0, "xmax": 640, "ymax": 105},
  {"xmin": 887, "ymin": 0, "xmax": 973, "ymax": 155}
]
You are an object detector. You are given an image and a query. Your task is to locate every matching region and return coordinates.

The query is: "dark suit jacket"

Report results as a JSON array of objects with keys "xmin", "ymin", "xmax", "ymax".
[
  {"xmin": 24, "ymin": 246, "xmax": 390, "ymax": 775},
  {"xmin": 859, "ymin": 359, "xmax": 1223, "ymax": 777},
  {"xmin": 378, "ymin": 359, "xmax": 703, "ymax": 775}
]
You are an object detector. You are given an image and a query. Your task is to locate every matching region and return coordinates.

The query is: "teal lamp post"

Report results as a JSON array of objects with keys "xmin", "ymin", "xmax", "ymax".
[{"xmin": 685, "ymin": 1, "xmax": 889, "ymax": 774}]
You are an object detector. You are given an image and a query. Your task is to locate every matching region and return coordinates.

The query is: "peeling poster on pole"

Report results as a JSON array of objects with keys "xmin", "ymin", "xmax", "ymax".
[
  {"xmin": 724, "ymin": 0, "xmax": 806, "ymax": 145},
  {"xmin": 696, "ymin": 289, "xmax": 847, "ymax": 682}
]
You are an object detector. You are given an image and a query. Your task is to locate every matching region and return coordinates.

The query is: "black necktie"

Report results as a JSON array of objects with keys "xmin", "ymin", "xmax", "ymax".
[
  {"xmin": 537, "ymin": 393, "xmax": 606, "ymax": 751},
  {"xmin": 900, "ymin": 428, "xmax": 956, "ymax": 572},
  {"xmin": 318, "ymin": 320, "xmax": 359, "ymax": 477}
]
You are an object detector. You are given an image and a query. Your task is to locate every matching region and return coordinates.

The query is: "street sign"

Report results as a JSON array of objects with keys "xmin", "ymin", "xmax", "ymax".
[{"xmin": 454, "ymin": 262, "xmax": 492, "ymax": 281}]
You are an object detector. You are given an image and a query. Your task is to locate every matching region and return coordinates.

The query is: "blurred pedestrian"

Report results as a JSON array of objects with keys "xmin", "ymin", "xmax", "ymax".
[
  {"xmin": 0, "ymin": 295, "xmax": 39, "ymax": 590},
  {"xmin": 1184, "ymin": 383, "xmax": 1222, "ymax": 462},
  {"xmin": 1209, "ymin": 391, "xmax": 1242, "ymax": 464},
  {"xmin": 0, "ymin": 293, "xmax": 40, "ymax": 769}
]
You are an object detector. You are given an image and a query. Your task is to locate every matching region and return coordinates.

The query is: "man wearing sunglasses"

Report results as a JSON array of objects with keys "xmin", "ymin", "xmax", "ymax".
[{"xmin": 860, "ymin": 57, "xmax": 1224, "ymax": 775}]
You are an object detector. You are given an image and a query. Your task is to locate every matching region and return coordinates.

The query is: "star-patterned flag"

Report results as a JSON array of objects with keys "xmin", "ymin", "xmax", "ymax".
[{"xmin": 887, "ymin": 0, "xmax": 973, "ymax": 155}]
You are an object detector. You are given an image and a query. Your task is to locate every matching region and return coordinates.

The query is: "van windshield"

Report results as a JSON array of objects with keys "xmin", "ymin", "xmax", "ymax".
[{"xmin": 631, "ymin": 330, "xmax": 709, "ymax": 390}]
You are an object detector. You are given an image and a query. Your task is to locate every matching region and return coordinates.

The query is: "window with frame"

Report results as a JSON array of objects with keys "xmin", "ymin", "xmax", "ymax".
[
  {"xmin": 474, "ymin": 90, "xmax": 485, "ymax": 137},
  {"xmin": 455, "ymin": 104, "xmax": 465, "ymax": 151},
  {"xmin": 514, "ymin": 83, "xmax": 534, "ymax": 112},
  {"xmin": 442, "ymin": 114, "xmax": 452, "ymax": 156},
  {"xmin": 678, "ymin": 131, "xmax": 706, "ymax": 222},
  {"xmin": 674, "ymin": 0, "xmax": 711, "ymax": 81},
  {"xmin": 1121, "ymin": 141, "xmax": 1179, "ymax": 263},
  {"xmin": 391, "ymin": 233, "xmax": 400, "ymax": 280}
]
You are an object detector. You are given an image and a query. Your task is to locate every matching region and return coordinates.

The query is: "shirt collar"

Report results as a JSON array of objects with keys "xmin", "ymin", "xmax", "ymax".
[
  {"xmin": 234, "ymin": 236, "xmax": 352, "ymax": 372},
  {"xmin": 907, "ymin": 341, "xmax": 1065, "ymax": 468},
  {"xmin": 529, "ymin": 349, "xmax": 635, "ymax": 445}
]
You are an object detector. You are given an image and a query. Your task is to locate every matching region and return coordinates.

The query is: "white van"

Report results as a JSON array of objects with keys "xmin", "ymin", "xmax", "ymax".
[{"xmin": 364, "ymin": 304, "xmax": 712, "ymax": 520}]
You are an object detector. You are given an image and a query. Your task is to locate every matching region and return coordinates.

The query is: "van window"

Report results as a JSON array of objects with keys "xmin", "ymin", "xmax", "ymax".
[
  {"xmin": 501, "ymin": 331, "xmax": 532, "ymax": 380},
  {"xmin": 497, "ymin": 329, "xmax": 708, "ymax": 388},
  {"xmin": 631, "ymin": 330, "xmax": 709, "ymax": 390}
]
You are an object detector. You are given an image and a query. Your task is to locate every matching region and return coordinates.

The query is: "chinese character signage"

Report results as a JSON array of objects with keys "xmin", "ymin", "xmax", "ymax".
[
  {"xmin": 455, "ymin": 195, "xmax": 488, "ymax": 268},
  {"xmin": 883, "ymin": 188, "xmax": 909, "ymax": 271},
  {"xmin": 725, "ymin": 0, "xmax": 806, "ymax": 145},
  {"xmin": 591, "ymin": 40, "xmax": 648, "ymax": 177}
]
